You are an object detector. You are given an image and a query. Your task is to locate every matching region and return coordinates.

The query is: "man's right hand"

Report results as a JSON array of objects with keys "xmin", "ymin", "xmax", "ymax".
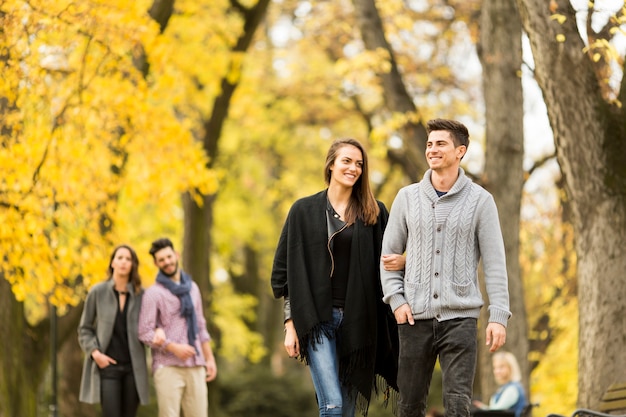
[
  {"xmin": 167, "ymin": 342, "xmax": 196, "ymax": 360},
  {"xmin": 394, "ymin": 303, "xmax": 415, "ymax": 325}
]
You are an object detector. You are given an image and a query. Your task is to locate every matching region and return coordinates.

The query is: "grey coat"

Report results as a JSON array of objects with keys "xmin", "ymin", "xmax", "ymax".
[{"xmin": 78, "ymin": 279, "xmax": 149, "ymax": 404}]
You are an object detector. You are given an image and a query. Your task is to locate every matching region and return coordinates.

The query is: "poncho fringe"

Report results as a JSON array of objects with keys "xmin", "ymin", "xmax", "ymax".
[{"xmin": 299, "ymin": 325, "xmax": 399, "ymax": 417}]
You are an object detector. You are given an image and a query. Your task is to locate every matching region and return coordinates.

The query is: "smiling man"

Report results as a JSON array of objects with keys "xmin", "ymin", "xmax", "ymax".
[
  {"xmin": 138, "ymin": 238, "xmax": 217, "ymax": 417},
  {"xmin": 380, "ymin": 118, "xmax": 511, "ymax": 417}
]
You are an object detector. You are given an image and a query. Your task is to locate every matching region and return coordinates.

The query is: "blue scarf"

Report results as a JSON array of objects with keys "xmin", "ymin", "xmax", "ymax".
[{"xmin": 156, "ymin": 270, "xmax": 198, "ymax": 350}]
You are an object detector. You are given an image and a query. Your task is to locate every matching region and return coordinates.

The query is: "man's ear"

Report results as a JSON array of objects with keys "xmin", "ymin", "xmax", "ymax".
[{"xmin": 457, "ymin": 145, "xmax": 467, "ymax": 159}]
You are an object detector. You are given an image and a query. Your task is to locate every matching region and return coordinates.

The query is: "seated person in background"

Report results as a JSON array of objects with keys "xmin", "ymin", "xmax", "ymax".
[{"xmin": 473, "ymin": 352, "xmax": 527, "ymax": 417}]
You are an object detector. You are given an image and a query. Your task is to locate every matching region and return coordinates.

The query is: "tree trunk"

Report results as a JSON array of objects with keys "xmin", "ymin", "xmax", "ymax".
[
  {"xmin": 0, "ymin": 278, "xmax": 48, "ymax": 416},
  {"xmin": 182, "ymin": 0, "xmax": 271, "ymax": 332},
  {"xmin": 182, "ymin": 192, "xmax": 215, "ymax": 298},
  {"xmin": 183, "ymin": 0, "xmax": 271, "ymax": 306},
  {"xmin": 516, "ymin": 0, "xmax": 626, "ymax": 407},
  {"xmin": 58, "ymin": 333, "xmax": 98, "ymax": 417},
  {"xmin": 181, "ymin": 2, "xmax": 270, "ymax": 415},
  {"xmin": 351, "ymin": 0, "xmax": 429, "ymax": 181},
  {"xmin": 478, "ymin": 0, "xmax": 529, "ymax": 402},
  {"xmin": 48, "ymin": 302, "xmax": 85, "ymax": 417},
  {"xmin": 0, "ymin": 20, "xmax": 46, "ymax": 416}
]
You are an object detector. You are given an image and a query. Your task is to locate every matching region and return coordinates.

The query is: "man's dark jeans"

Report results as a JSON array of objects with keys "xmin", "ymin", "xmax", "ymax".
[{"xmin": 397, "ymin": 318, "xmax": 478, "ymax": 417}]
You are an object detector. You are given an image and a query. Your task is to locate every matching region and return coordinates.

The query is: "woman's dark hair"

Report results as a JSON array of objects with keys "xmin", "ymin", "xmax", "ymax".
[
  {"xmin": 324, "ymin": 138, "xmax": 380, "ymax": 225},
  {"xmin": 107, "ymin": 244, "xmax": 142, "ymax": 294}
]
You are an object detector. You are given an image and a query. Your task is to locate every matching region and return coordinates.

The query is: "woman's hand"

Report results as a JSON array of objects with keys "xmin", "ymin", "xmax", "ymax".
[
  {"xmin": 382, "ymin": 254, "xmax": 406, "ymax": 271},
  {"xmin": 91, "ymin": 350, "xmax": 116, "ymax": 369},
  {"xmin": 152, "ymin": 327, "xmax": 166, "ymax": 347},
  {"xmin": 283, "ymin": 319, "xmax": 300, "ymax": 358}
]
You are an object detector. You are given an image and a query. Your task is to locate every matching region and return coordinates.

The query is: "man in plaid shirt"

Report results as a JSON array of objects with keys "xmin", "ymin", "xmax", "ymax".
[{"xmin": 139, "ymin": 238, "xmax": 217, "ymax": 417}]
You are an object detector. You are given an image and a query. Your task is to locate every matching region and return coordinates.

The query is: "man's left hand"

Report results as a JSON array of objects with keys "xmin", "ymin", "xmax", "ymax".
[
  {"xmin": 485, "ymin": 322, "xmax": 506, "ymax": 352},
  {"xmin": 205, "ymin": 358, "xmax": 217, "ymax": 382}
]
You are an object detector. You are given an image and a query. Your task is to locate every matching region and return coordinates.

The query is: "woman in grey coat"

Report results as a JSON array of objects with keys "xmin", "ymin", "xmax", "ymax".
[{"xmin": 78, "ymin": 244, "xmax": 150, "ymax": 417}]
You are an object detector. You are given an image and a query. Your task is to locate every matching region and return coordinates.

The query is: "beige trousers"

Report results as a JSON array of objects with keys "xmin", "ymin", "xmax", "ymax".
[{"xmin": 154, "ymin": 366, "xmax": 208, "ymax": 417}]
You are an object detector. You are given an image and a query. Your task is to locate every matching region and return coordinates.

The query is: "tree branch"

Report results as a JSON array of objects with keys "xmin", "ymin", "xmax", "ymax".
[{"xmin": 526, "ymin": 152, "xmax": 557, "ymax": 180}]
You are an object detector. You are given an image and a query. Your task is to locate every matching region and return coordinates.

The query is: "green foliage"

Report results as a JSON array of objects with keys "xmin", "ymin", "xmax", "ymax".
[
  {"xmin": 211, "ymin": 281, "xmax": 267, "ymax": 363},
  {"xmin": 218, "ymin": 365, "xmax": 318, "ymax": 417}
]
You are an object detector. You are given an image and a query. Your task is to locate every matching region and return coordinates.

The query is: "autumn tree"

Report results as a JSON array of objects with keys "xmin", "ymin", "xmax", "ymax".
[
  {"xmin": 516, "ymin": 0, "xmax": 626, "ymax": 408},
  {"xmin": 0, "ymin": 0, "xmax": 214, "ymax": 414},
  {"xmin": 56, "ymin": 0, "xmax": 179, "ymax": 415},
  {"xmin": 178, "ymin": 0, "xmax": 270, "ymax": 315}
]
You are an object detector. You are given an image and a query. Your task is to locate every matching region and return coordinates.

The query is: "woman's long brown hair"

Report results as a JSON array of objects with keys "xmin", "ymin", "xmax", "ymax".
[{"xmin": 324, "ymin": 138, "xmax": 380, "ymax": 225}]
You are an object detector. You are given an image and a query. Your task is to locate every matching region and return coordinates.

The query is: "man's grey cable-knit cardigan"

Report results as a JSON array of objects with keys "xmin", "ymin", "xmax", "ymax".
[{"xmin": 380, "ymin": 168, "xmax": 511, "ymax": 326}]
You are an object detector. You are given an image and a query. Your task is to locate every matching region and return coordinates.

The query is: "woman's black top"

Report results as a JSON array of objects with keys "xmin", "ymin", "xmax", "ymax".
[
  {"xmin": 328, "ymin": 211, "xmax": 353, "ymax": 308},
  {"xmin": 104, "ymin": 289, "xmax": 131, "ymax": 365}
]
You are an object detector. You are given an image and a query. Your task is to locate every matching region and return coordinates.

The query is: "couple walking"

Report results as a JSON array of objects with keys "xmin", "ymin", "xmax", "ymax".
[
  {"xmin": 271, "ymin": 118, "xmax": 511, "ymax": 417},
  {"xmin": 78, "ymin": 238, "xmax": 216, "ymax": 417}
]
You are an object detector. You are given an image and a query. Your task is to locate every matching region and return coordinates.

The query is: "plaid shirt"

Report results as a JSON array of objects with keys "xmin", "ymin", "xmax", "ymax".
[{"xmin": 138, "ymin": 280, "xmax": 211, "ymax": 373}]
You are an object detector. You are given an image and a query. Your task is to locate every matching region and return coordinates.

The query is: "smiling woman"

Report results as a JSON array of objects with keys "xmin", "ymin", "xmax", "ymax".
[
  {"xmin": 326, "ymin": 143, "xmax": 364, "ymax": 219},
  {"xmin": 271, "ymin": 138, "xmax": 400, "ymax": 416}
]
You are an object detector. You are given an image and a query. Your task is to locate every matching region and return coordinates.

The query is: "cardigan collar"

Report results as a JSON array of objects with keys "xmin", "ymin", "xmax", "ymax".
[{"xmin": 422, "ymin": 167, "xmax": 470, "ymax": 200}]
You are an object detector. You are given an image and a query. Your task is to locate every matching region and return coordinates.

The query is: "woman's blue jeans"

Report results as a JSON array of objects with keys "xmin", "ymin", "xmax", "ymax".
[
  {"xmin": 396, "ymin": 318, "xmax": 477, "ymax": 417},
  {"xmin": 307, "ymin": 307, "xmax": 357, "ymax": 417}
]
